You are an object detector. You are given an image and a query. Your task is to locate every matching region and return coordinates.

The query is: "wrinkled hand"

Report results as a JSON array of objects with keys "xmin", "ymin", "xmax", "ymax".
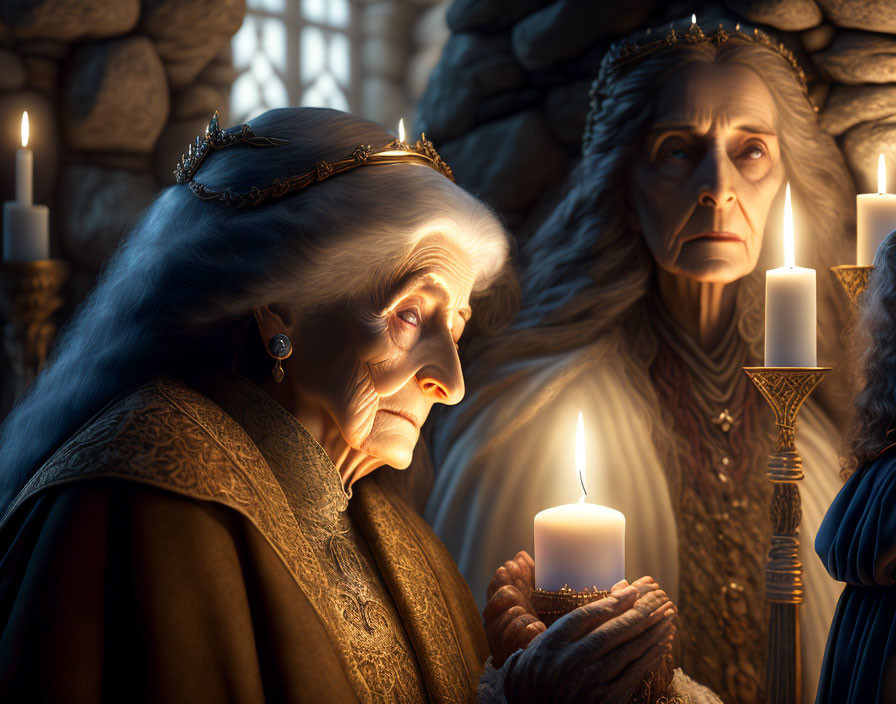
[
  {"xmin": 484, "ymin": 551, "xmax": 543, "ymax": 667},
  {"xmin": 503, "ymin": 579, "xmax": 677, "ymax": 704},
  {"xmin": 483, "ymin": 551, "xmax": 637, "ymax": 668}
]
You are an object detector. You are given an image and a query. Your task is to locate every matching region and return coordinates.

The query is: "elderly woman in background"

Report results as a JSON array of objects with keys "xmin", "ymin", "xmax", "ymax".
[
  {"xmin": 0, "ymin": 108, "xmax": 678, "ymax": 703},
  {"xmin": 426, "ymin": 18, "xmax": 855, "ymax": 704},
  {"xmin": 814, "ymin": 231, "xmax": 896, "ymax": 704}
]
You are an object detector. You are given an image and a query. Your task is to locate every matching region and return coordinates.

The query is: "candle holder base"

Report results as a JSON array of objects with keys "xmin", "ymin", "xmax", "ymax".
[
  {"xmin": 0, "ymin": 259, "xmax": 70, "ymax": 397},
  {"xmin": 531, "ymin": 586, "xmax": 610, "ymax": 627},
  {"xmin": 531, "ymin": 587, "xmax": 676, "ymax": 704},
  {"xmin": 831, "ymin": 265, "xmax": 872, "ymax": 305}
]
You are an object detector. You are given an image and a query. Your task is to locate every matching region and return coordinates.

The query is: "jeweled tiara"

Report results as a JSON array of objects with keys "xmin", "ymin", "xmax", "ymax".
[
  {"xmin": 583, "ymin": 18, "xmax": 812, "ymax": 154},
  {"xmin": 174, "ymin": 112, "xmax": 455, "ymax": 208},
  {"xmin": 601, "ymin": 18, "xmax": 808, "ymax": 95}
]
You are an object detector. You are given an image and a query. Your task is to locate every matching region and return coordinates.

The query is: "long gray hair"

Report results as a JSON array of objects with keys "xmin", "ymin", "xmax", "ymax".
[
  {"xmin": 0, "ymin": 107, "xmax": 514, "ymax": 511},
  {"xmin": 436, "ymin": 28, "xmax": 854, "ymax": 470}
]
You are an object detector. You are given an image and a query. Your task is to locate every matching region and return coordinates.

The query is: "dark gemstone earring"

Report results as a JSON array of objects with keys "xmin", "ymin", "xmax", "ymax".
[{"xmin": 268, "ymin": 333, "xmax": 292, "ymax": 383}]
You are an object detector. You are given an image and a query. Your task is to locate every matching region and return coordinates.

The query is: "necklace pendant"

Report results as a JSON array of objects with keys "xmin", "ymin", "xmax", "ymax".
[{"xmin": 713, "ymin": 409, "xmax": 735, "ymax": 433}]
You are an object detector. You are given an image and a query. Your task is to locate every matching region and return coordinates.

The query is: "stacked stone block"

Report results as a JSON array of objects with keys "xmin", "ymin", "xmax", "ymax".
[{"xmin": 0, "ymin": 0, "xmax": 244, "ymax": 299}]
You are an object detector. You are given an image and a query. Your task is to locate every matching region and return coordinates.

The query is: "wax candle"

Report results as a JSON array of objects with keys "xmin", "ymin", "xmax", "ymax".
[
  {"xmin": 15, "ymin": 117, "xmax": 31, "ymax": 207},
  {"xmin": 765, "ymin": 183, "xmax": 816, "ymax": 367},
  {"xmin": 534, "ymin": 412, "xmax": 625, "ymax": 592},
  {"xmin": 3, "ymin": 111, "xmax": 49, "ymax": 261},
  {"xmin": 857, "ymin": 154, "xmax": 896, "ymax": 266}
]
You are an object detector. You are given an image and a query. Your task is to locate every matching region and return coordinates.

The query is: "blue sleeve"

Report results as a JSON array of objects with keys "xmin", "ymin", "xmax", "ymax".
[{"xmin": 815, "ymin": 454, "xmax": 896, "ymax": 586}]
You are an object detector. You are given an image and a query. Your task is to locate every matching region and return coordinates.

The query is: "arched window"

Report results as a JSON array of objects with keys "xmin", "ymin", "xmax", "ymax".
[{"xmin": 230, "ymin": 0, "xmax": 356, "ymax": 123}]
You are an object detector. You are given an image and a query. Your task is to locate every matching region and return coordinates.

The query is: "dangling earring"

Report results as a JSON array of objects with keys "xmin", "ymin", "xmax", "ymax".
[{"xmin": 268, "ymin": 333, "xmax": 292, "ymax": 383}]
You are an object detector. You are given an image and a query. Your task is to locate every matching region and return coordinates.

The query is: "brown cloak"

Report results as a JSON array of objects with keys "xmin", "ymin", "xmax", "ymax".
[{"xmin": 0, "ymin": 377, "xmax": 487, "ymax": 703}]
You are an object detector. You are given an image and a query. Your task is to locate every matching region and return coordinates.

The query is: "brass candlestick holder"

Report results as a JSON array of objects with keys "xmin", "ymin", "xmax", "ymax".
[
  {"xmin": 0, "ymin": 260, "xmax": 69, "ymax": 397},
  {"xmin": 742, "ymin": 366, "xmax": 831, "ymax": 704},
  {"xmin": 531, "ymin": 586, "xmax": 610, "ymax": 627},
  {"xmin": 831, "ymin": 264, "xmax": 872, "ymax": 305}
]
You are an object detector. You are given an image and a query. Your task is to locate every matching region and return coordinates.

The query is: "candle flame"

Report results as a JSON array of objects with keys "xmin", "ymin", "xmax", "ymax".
[
  {"xmin": 576, "ymin": 411, "xmax": 587, "ymax": 503},
  {"xmin": 879, "ymin": 153, "xmax": 887, "ymax": 194},
  {"xmin": 783, "ymin": 182, "xmax": 794, "ymax": 268},
  {"xmin": 398, "ymin": 118, "xmax": 406, "ymax": 144},
  {"xmin": 691, "ymin": 13, "xmax": 696, "ymax": 24},
  {"xmin": 20, "ymin": 111, "xmax": 28, "ymax": 148}
]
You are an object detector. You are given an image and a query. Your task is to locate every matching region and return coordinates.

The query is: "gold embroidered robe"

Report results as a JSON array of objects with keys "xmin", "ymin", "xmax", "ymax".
[{"xmin": 0, "ymin": 377, "xmax": 488, "ymax": 703}]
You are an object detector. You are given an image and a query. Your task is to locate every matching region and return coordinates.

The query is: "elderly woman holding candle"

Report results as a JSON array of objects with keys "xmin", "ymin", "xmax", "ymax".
[
  {"xmin": 814, "ymin": 230, "xmax": 896, "ymax": 703},
  {"xmin": 0, "ymin": 107, "xmax": 679, "ymax": 703},
  {"xmin": 428, "ymin": 18, "xmax": 855, "ymax": 704}
]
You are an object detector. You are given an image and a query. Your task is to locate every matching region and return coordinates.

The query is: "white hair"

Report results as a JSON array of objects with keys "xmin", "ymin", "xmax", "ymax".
[{"xmin": 0, "ymin": 107, "xmax": 512, "ymax": 511}]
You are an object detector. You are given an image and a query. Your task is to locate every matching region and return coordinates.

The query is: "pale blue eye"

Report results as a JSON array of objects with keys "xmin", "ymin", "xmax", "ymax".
[
  {"xmin": 397, "ymin": 309, "xmax": 419, "ymax": 326},
  {"xmin": 746, "ymin": 146, "xmax": 764, "ymax": 159},
  {"xmin": 668, "ymin": 148, "xmax": 688, "ymax": 160}
]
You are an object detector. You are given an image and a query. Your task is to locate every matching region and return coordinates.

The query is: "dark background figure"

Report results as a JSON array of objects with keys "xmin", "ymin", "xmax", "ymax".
[{"xmin": 815, "ymin": 229, "xmax": 896, "ymax": 704}]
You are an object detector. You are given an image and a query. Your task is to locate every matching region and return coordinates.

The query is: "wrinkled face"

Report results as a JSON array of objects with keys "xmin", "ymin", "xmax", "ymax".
[
  {"xmin": 290, "ymin": 236, "xmax": 475, "ymax": 469},
  {"xmin": 630, "ymin": 62, "xmax": 785, "ymax": 283}
]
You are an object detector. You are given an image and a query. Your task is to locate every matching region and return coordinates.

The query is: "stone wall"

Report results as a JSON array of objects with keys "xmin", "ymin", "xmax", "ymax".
[
  {"xmin": 417, "ymin": 0, "xmax": 896, "ymax": 234},
  {"xmin": 363, "ymin": 0, "xmax": 450, "ymax": 134},
  {"xmin": 0, "ymin": 0, "xmax": 451, "ymax": 312},
  {"xmin": 0, "ymin": 0, "xmax": 244, "ymax": 416},
  {"xmin": 0, "ymin": 0, "xmax": 245, "ymax": 309}
]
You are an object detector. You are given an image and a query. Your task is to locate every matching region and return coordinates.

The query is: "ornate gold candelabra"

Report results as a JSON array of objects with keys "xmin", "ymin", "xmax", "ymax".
[
  {"xmin": 742, "ymin": 366, "xmax": 830, "ymax": 704},
  {"xmin": 0, "ymin": 260, "xmax": 69, "ymax": 397},
  {"xmin": 831, "ymin": 264, "xmax": 873, "ymax": 305}
]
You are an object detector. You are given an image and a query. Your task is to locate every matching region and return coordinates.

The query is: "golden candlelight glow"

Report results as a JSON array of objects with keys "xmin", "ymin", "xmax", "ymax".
[
  {"xmin": 398, "ymin": 118, "xmax": 406, "ymax": 144},
  {"xmin": 20, "ymin": 111, "xmax": 29, "ymax": 148},
  {"xmin": 691, "ymin": 13, "xmax": 696, "ymax": 24},
  {"xmin": 783, "ymin": 182, "xmax": 795, "ymax": 268},
  {"xmin": 576, "ymin": 411, "xmax": 587, "ymax": 503},
  {"xmin": 879, "ymin": 153, "xmax": 887, "ymax": 195}
]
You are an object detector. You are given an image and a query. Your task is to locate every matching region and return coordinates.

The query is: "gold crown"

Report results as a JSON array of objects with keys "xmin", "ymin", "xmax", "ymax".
[
  {"xmin": 583, "ymin": 18, "xmax": 812, "ymax": 154},
  {"xmin": 175, "ymin": 112, "xmax": 455, "ymax": 208},
  {"xmin": 602, "ymin": 18, "xmax": 808, "ymax": 94}
]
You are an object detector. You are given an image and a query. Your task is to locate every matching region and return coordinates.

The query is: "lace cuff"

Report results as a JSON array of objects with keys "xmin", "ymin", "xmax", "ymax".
[
  {"xmin": 477, "ymin": 659, "xmax": 723, "ymax": 704},
  {"xmin": 477, "ymin": 652, "xmax": 521, "ymax": 704},
  {"xmin": 667, "ymin": 668, "xmax": 725, "ymax": 703}
]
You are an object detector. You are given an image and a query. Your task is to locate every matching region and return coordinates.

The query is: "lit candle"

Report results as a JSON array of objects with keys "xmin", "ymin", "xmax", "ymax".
[
  {"xmin": 398, "ymin": 117, "xmax": 406, "ymax": 145},
  {"xmin": 765, "ymin": 183, "xmax": 816, "ymax": 367},
  {"xmin": 534, "ymin": 412, "xmax": 625, "ymax": 592},
  {"xmin": 856, "ymin": 154, "xmax": 896, "ymax": 265},
  {"xmin": 3, "ymin": 111, "xmax": 49, "ymax": 261},
  {"xmin": 16, "ymin": 111, "xmax": 32, "ymax": 206}
]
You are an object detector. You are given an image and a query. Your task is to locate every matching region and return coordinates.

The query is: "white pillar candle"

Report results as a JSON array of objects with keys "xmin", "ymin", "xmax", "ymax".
[
  {"xmin": 857, "ymin": 154, "xmax": 896, "ymax": 265},
  {"xmin": 3, "ymin": 111, "xmax": 49, "ymax": 261},
  {"xmin": 535, "ymin": 503, "xmax": 625, "ymax": 592},
  {"xmin": 534, "ymin": 412, "xmax": 626, "ymax": 592},
  {"xmin": 765, "ymin": 183, "xmax": 816, "ymax": 367}
]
